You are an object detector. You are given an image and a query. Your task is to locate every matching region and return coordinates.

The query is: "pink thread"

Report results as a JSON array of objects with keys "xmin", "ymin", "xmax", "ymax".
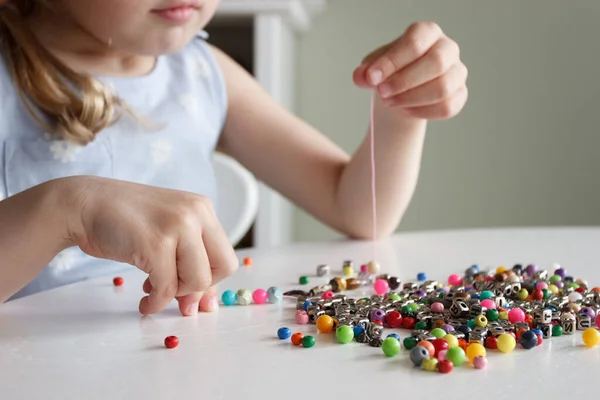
[{"xmin": 369, "ymin": 91, "xmax": 377, "ymax": 260}]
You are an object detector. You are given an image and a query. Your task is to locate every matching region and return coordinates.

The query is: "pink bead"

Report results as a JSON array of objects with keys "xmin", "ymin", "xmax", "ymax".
[
  {"xmin": 252, "ymin": 289, "xmax": 268, "ymax": 304},
  {"xmin": 437, "ymin": 350, "xmax": 447, "ymax": 361},
  {"xmin": 295, "ymin": 310, "xmax": 309, "ymax": 324},
  {"xmin": 373, "ymin": 279, "xmax": 389, "ymax": 295},
  {"xmin": 596, "ymin": 315, "xmax": 600, "ymax": 329},
  {"xmin": 360, "ymin": 264, "xmax": 367, "ymax": 273},
  {"xmin": 473, "ymin": 356, "xmax": 487, "ymax": 369},
  {"xmin": 321, "ymin": 290, "xmax": 335, "ymax": 300},
  {"xmin": 431, "ymin": 302, "xmax": 444, "ymax": 313},
  {"xmin": 480, "ymin": 299, "xmax": 496, "ymax": 309},
  {"xmin": 508, "ymin": 307, "xmax": 526, "ymax": 323},
  {"xmin": 448, "ymin": 274, "xmax": 462, "ymax": 286},
  {"xmin": 536, "ymin": 282, "xmax": 548, "ymax": 290}
]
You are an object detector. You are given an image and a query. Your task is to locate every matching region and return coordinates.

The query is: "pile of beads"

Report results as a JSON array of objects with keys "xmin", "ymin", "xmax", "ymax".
[
  {"xmin": 221, "ymin": 287, "xmax": 282, "ymax": 306},
  {"xmin": 283, "ymin": 261, "xmax": 600, "ymax": 373},
  {"xmin": 277, "ymin": 329, "xmax": 316, "ymax": 348}
]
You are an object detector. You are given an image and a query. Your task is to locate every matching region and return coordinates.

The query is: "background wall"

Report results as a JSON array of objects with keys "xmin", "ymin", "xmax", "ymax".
[{"xmin": 293, "ymin": 0, "xmax": 600, "ymax": 242}]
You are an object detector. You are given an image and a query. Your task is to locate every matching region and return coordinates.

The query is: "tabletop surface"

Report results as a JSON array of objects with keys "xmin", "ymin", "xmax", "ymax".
[{"xmin": 2, "ymin": 227, "xmax": 600, "ymax": 400}]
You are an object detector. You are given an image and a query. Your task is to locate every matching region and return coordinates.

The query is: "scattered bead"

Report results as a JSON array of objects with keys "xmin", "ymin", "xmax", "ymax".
[
  {"xmin": 316, "ymin": 264, "xmax": 330, "ymax": 276},
  {"xmin": 387, "ymin": 333, "xmax": 401, "ymax": 342},
  {"xmin": 445, "ymin": 346, "xmax": 466, "ymax": 367},
  {"xmin": 236, "ymin": 289, "xmax": 252, "ymax": 305},
  {"xmin": 373, "ymin": 279, "xmax": 389, "ymax": 295},
  {"xmin": 295, "ymin": 310, "xmax": 309, "ymax": 325},
  {"xmin": 437, "ymin": 349, "xmax": 448, "ymax": 361},
  {"xmin": 316, "ymin": 315, "xmax": 334, "ymax": 333},
  {"xmin": 299, "ymin": 276, "xmax": 309, "ymax": 285},
  {"xmin": 403, "ymin": 337, "xmax": 418, "ymax": 350},
  {"xmin": 582, "ymin": 328, "xmax": 600, "ymax": 348},
  {"xmin": 252, "ymin": 289, "xmax": 268, "ymax": 304},
  {"xmin": 448, "ymin": 274, "xmax": 462, "ymax": 286},
  {"xmin": 417, "ymin": 341, "xmax": 435, "ymax": 357},
  {"xmin": 243, "ymin": 257, "xmax": 252, "ymax": 266},
  {"xmin": 277, "ymin": 327, "xmax": 291, "ymax": 340},
  {"xmin": 422, "ymin": 357, "xmax": 438, "ymax": 372},
  {"xmin": 430, "ymin": 328, "xmax": 446, "ymax": 339},
  {"xmin": 417, "ymin": 272, "xmax": 427, "ymax": 281},
  {"xmin": 367, "ymin": 261, "xmax": 380, "ymax": 275},
  {"xmin": 432, "ymin": 338, "xmax": 449, "ymax": 357},
  {"xmin": 321, "ymin": 290, "xmax": 335, "ymax": 300},
  {"xmin": 497, "ymin": 333, "xmax": 516, "ymax": 353},
  {"xmin": 221, "ymin": 290, "xmax": 237, "ymax": 306},
  {"xmin": 291, "ymin": 333, "xmax": 304, "ymax": 346},
  {"xmin": 343, "ymin": 265, "xmax": 354, "ymax": 276},
  {"xmin": 508, "ymin": 308, "xmax": 526, "ymax": 323},
  {"xmin": 431, "ymin": 302, "xmax": 444, "ymax": 313},
  {"xmin": 113, "ymin": 277, "xmax": 123, "ymax": 286},
  {"xmin": 385, "ymin": 310, "xmax": 403, "ymax": 328},
  {"xmin": 466, "ymin": 343, "xmax": 486, "ymax": 363},
  {"xmin": 382, "ymin": 337, "xmax": 401, "ymax": 357},
  {"xmin": 552, "ymin": 325, "xmax": 564, "ymax": 337},
  {"xmin": 437, "ymin": 359, "xmax": 453, "ymax": 373},
  {"xmin": 301, "ymin": 335, "xmax": 316, "ymax": 348},
  {"xmin": 443, "ymin": 334, "xmax": 459, "ymax": 349},
  {"xmin": 336, "ymin": 325, "xmax": 354, "ymax": 344},
  {"xmin": 520, "ymin": 330, "xmax": 538, "ymax": 349},
  {"xmin": 164, "ymin": 336, "xmax": 179, "ymax": 349},
  {"xmin": 267, "ymin": 287, "xmax": 283, "ymax": 304},
  {"xmin": 410, "ymin": 346, "xmax": 429, "ymax": 367},
  {"xmin": 473, "ymin": 356, "xmax": 487, "ymax": 369}
]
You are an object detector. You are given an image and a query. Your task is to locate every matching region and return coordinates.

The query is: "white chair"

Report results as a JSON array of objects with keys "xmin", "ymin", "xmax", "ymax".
[{"xmin": 211, "ymin": 151, "xmax": 259, "ymax": 247}]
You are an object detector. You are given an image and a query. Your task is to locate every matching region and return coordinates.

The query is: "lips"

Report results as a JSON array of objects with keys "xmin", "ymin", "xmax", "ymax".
[{"xmin": 152, "ymin": 1, "xmax": 201, "ymax": 23}]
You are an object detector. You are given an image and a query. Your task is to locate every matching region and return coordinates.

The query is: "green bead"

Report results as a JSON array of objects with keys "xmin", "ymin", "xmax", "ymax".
[
  {"xmin": 445, "ymin": 346, "xmax": 466, "ymax": 366},
  {"xmin": 403, "ymin": 337, "xmax": 417, "ymax": 350},
  {"xmin": 550, "ymin": 275, "xmax": 561, "ymax": 283},
  {"xmin": 467, "ymin": 319, "xmax": 475, "ymax": 329},
  {"xmin": 415, "ymin": 321, "xmax": 428, "ymax": 330},
  {"xmin": 486, "ymin": 309, "xmax": 499, "ymax": 321},
  {"xmin": 299, "ymin": 276, "xmax": 309, "ymax": 285},
  {"xmin": 431, "ymin": 328, "xmax": 446, "ymax": 339},
  {"xmin": 302, "ymin": 335, "xmax": 316, "ymax": 348},
  {"xmin": 516, "ymin": 289, "xmax": 529, "ymax": 301},
  {"xmin": 381, "ymin": 337, "xmax": 401, "ymax": 357},
  {"xmin": 388, "ymin": 293, "xmax": 401, "ymax": 301},
  {"xmin": 480, "ymin": 290, "xmax": 494, "ymax": 300},
  {"xmin": 408, "ymin": 303, "xmax": 420, "ymax": 312},
  {"xmin": 542, "ymin": 289, "xmax": 551, "ymax": 299},
  {"xmin": 552, "ymin": 325, "xmax": 564, "ymax": 337},
  {"xmin": 568, "ymin": 283, "xmax": 579, "ymax": 290},
  {"xmin": 401, "ymin": 305, "xmax": 412, "ymax": 314},
  {"xmin": 336, "ymin": 325, "xmax": 354, "ymax": 344}
]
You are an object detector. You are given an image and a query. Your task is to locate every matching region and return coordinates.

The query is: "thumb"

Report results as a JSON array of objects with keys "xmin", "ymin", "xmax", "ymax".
[{"xmin": 199, "ymin": 286, "xmax": 219, "ymax": 313}]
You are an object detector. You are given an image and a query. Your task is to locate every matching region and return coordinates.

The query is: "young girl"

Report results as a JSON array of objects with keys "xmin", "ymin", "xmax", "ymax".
[{"xmin": 0, "ymin": 0, "xmax": 468, "ymax": 316}]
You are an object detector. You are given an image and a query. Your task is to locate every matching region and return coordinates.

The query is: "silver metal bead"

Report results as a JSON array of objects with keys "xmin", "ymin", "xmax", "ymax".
[
  {"xmin": 537, "ymin": 323, "xmax": 552, "ymax": 339},
  {"xmin": 577, "ymin": 314, "xmax": 592, "ymax": 330},
  {"xmin": 533, "ymin": 309, "xmax": 552, "ymax": 324},
  {"xmin": 494, "ymin": 296, "xmax": 507, "ymax": 308},
  {"xmin": 316, "ymin": 264, "xmax": 330, "ymax": 277},
  {"xmin": 449, "ymin": 299, "xmax": 469, "ymax": 317}
]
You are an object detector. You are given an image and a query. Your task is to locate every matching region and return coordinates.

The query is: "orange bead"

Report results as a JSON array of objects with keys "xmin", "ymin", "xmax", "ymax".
[
  {"xmin": 516, "ymin": 328, "xmax": 527, "ymax": 341},
  {"xmin": 316, "ymin": 315, "xmax": 334, "ymax": 333},
  {"xmin": 593, "ymin": 287, "xmax": 600, "ymax": 293},
  {"xmin": 291, "ymin": 333, "xmax": 304, "ymax": 346},
  {"xmin": 417, "ymin": 340, "xmax": 435, "ymax": 357},
  {"xmin": 243, "ymin": 257, "xmax": 252, "ymax": 266},
  {"xmin": 433, "ymin": 320, "xmax": 445, "ymax": 329},
  {"xmin": 457, "ymin": 339, "xmax": 469, "ymax": 351}
]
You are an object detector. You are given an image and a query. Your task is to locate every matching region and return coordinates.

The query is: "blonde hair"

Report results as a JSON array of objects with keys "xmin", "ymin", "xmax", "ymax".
[{"xmin": 0, "ymin": 0, "xmax": 125, "ymax": 144}]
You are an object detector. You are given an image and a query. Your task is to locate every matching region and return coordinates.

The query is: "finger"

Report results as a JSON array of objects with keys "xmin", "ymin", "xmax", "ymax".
[
  {"xmin": 139, "ymin": 252, "xmax": 178, "ymax": 315},
  {"xmin": 201, "ymin": 205, "xmax": 239, "ymax": 284},
  {"xmin": 402, "ymin": 86, "xmax": 468, "ymax": 120},
  {"xmin": 142, "ymin": 277, "xmax": 152, "ymax": 294},
  {"xmin": 366, "ymin": 22, "xmax": 443, "ymax": 86},
  {"xmin": 353, "ymin": 44, "xmax": 392, "ymax": 88},
  {"xmin": 378, "ymin": 38, "xmax": 460, "ymax": 99},
  {"xmin": 176, "ymin": 291, "xmax": 203, "ymax": 316},
  {"xmin": 382, "ymin": 63, "xmax": 467, "ymax": 108},
  {"xmin": 199, "ymin": 286, "xmax": 219, "ymax": 313},
  {"xmin": 175, "ymin": 234, "xmax": 212, "ymax": 297}
]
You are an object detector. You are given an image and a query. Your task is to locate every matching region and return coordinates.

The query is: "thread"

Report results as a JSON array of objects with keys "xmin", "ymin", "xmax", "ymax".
[{"xmin": 369, "ymin": 91, "xmax": 377, "ymax": 261}]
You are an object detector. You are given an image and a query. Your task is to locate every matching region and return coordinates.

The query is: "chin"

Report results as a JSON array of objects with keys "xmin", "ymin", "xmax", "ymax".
[{"xmin": 143, "ymin": 29, "xmax": 200, "ymax": 55}]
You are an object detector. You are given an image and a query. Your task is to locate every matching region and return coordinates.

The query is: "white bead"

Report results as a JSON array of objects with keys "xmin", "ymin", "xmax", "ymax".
[{"xmin": 367, "ymin": 261, "xmax": 380, "ymax": 275}]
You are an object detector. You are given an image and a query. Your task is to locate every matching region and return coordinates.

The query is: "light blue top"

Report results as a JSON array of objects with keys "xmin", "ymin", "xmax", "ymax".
[{"xmin": 0, "ymin": 32, "xmax": 227, "ymax": 299}]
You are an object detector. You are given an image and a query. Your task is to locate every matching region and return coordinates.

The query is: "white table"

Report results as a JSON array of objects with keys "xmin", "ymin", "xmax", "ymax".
[{"xmin": 2, "ymin": 227, "xmax": 600, "ymax": 400}]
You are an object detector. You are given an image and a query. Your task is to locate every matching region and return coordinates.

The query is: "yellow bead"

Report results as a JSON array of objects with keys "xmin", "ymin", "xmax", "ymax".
[
  {"xmin": 516, "ymin": 289, "xmax": 529, "ymax": 301},
  {"xmin": 443, "ymin": 334, "xmax": 459, "ymax": 348},
  {"xmin": 496, "ymin": 266, "xmax": 507, "ymax": 274},
  {"xmin": 342, "ymin": 266, "xmax": 354, "ymax": 276},
  {"xmin": 568, "ymin": 303, "xmax": 581, "ymax": 313},
  {"xmin": 466, "ymin": 343, "xmax": 486, "ymax": 363},
  {"xmin": 497, "ymin": 333, "xmax": 516, "ymax": 353},
  {"xmin": 548, "ymin": 284, "xmax": 559, "ymax": 294},
  {"xmin": 367, "ymin": 261, "xmax": 380, "ymax": 275},
  {"xmin": 582, "ymin": 328, "xmax": 600, "ymax": 348},
  {"xmin": 474, "ymin": 315, "xmax": 488, "ymax": 327},
  {"xmin": 498, "ymin": 311, "xmax": 509, "ymax": 320},
  {"xmin": 422, "ymin": 357, "xmax": 438, "ymax": 372}
]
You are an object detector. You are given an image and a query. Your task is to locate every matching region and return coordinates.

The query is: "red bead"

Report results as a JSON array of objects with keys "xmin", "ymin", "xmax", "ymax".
[
  {"xmin": 385, "ymin": 311, "xmax": 403, "ymax": 328},
  {"xmin": 432, "ymin": 338, "xmax": 449, "ymax": 357},
  {"xmin": 291, "ymin": 333, "xmax": 304, "ymax": 346},
  {"xmin": 437, "ymin": 359, "xmax": 453, "ymax": 373},
  {"xmin": 484, "ymin": 336, "xmax": 498, "ymax": 350},
  {"xmin": 164, "ymin": 336, "xmax": 179, "ymax": 349},
  {"xmin": 525, "ymin": 314, "xmax": 534, "ymax": 329},
  {"xmin": 536, "ymin": 334, "xmax": 543, "ymax": 346},
  {"xmin": 402, "ymin": 317, "xmax": 416, "ymax": 330},
  {"xmin": 576, "ymin": 287, "xmax": 586, "ymax": 294},
  {"xmin": 532, "ymin": 289, "xmax": 544, "ymax": 301},
  {"xmin": 113, "ymin": 277, "xmax": 124, "ymax": 286},
  {"xmin": 516, "ymin": 328, "xmax": 527, "ymax": 341}
]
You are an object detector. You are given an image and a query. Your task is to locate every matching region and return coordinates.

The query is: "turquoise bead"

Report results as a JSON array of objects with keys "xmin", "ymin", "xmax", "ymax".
[{"xmin": 221, "ymin": 290, "xmax": 237, "ymax": 306}]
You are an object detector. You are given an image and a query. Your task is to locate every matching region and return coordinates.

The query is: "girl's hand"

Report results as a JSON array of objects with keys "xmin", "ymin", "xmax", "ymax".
[
  {"xmin": 353, "ymin": 22, "xmax": 468, "ymax": 120},
  {"xmin": 64, "ymin": 176, "xmax": 238, "ymax": 316}
]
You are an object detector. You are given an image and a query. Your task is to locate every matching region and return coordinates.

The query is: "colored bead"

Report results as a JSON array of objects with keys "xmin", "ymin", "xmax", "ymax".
[
  {"xmin": 299, "ymin": 276, "xmax": 309, "ymax": 285},
  {"xmin": 410, "ymin": 346, "xmax": 429, "ymax": 367},
  {"xmin": 387, "ymin": 293, "xmax": 401, "ymax": 301},
  {"xmin": 417, "ymin": 341, "xmax": 435, "ymax": 357},
  {"xmin": 466, "ymin": 343, "xmax": 486, "ymax": 363},
  {"xmin": 448, "ymin": 274, "xmax": 462, "ymax": 286},
  {"xmin": 336, "ymin": 325, "xmax": 354, "ymax": 344},
  {"xmin": 583, "ymin": 328, "xmax": 600, "ymax": 348},
  {"xmin": 498, "ymin": 311, "xmax": 509, "ymax": 320},
  {"xmin": 387, "ymin": 333, "xmax": 401, "ymax": 341},
  {"xmin": 508, "ymin": 308, "xmax": 526, "ymax": 323},
  {"xmin": 422, "ymin": 357, "xmax": 438, "ymax": 372},
  {"xmin": 252, "ymin": 289, "xmax": 268, "ymax": 304},
  {"xmin": 445, "ymin": 347, "xmax": 466, "ymax": 367},
  {"xmin": 415, "ymin": 321, "xmax": 428, "ymax": 330},
  {"xmin": 430, "ymin": 328, "xmax": 446, "ymax": 339},
  {"xmin": 431, "ymin": 302, "xmax": 444, "ymax": 313},
  {"xmin": 302, "ymin": 301, "xmax": 312, "ymax": 311},
  {"xmin": 484, "ymin": 336, "xmax": 498, "ymax": 350},
  {"xmin": 437, "ymin": 359, "xmax": 454, "ymax": 373},
  {"xmin": 301, "ymin": 335, "xmax": 316, "ymax": 348},
  {"xmin": 243, "ymin": 257, "xmax": 252, "ymax": 266},
  {"xmin": 321, "ymin": 290, "xmax": 335, "ymax": 300},
  {"xmin": 443, "ymin": 334, "xmax": 459, "ymax": 349},
  {"xmin": 388, "ymin": 276, "xmax": 401, "ymax": 290},
  {"xmin": 316, "ymin": 315, "xmax": 334, "ymax": 333},
  {"xmin": 291, "ymin": 333, "xmax": 304, "ymax": 346},
  {"xmin": 535, "ymin": 334, "xmax": 543, "ymax": 346},
  {"xmin": 403, "ymin": 337, "xmax": 417, "ymax": 350},
  {"xmin": 486, "ymin": 309, "xmax": 499, "ymax": 321},
  {"xmin": 237, "ymin": 289, "xmax": 252, "ymax": 305},
  {"xmin": 520, "ymin": 330, "xmax": 538, "ymax": 349},
  {"xmin": 373, "ymin": 279, "xmax": 389, "ymax": 295},
  {"xmin": 432, "ymin": 338, "xmax": 449, "ymax": 357},
  {"xmin": 480, "ymin": 290, "xmax": 494, "ymax": 300},
  {"xmin": 473, "ymin": 356, "xmax": 487, "ymax": 369},
  {"xmin": 417, "ymin": 272, "xmax": 427, "ymax": 281},
  {"xmin": 516, "ymin": 288, "xmax": 528, "ymax": 300},
  {"xmin": 316, "ymin": 264, "xmax": 330, "ymax": 276},
  {"xmin": 221, "ymin": 290, "xmax": 237, "ymax": 306},
  {"xmin": 437, "ymin": 350, "xmax": 448, "ymax": 361},
  {"xmin": 295, "ymin": 310, "xmax": 309, "ymax": 325},
  {"xmin": 532, "ymin": 289, "xmax": 543, "ymax": 301},
  {"xmin": 277, "ymin": 327, "xmax": 291, "ymax": 340},
  {"xmin": 441, "ymin": 324, "xmax": 454, "ymax": 333},
  {"xmin": 474, "ymin": 315, "xmax": 488, "ymax": 327},
  {"xmin": 497, "ymin": 333, "xmax": 516, "ymax": 353},
  {"xmin": 367, "ymin": 261, "xmax": 380, "ymax": 275},
  {"xmin": 402, "ymin": 317, "xmax": 416, "ymax": 329},
  {"xmin": 164, "ymin": 336, "xmax": 179, "ymax": 349},
  {"xmin": 480, "ymin": 299, "xmax": 496, "ymax": 309},
  {"xmin": 596, "ymin": 315, "xmax": 600, "ymax": 329},
  {"xmin": 369, "ymin": 309, "xmax": 385, "ymax": 322},
  {"xmin": 382, "ymin": 337, "xmax": 401, "ymax": 357},
  {"xmin": 113, "ymin": 277, "xmax": 123, "ymax": 286},
  {"xmin": 360, "ymin": 264, "xmax": 367, "ymax": 273},
  {"xmin": 267, "ymin": 287, "xmax": 282, "ymax": 304},
  {"xmin": 385, "ymin": 310, "xmax": 403, "ymax": 328},
  {"xmin": 343, "ymin": 265, "xmax": 354, "ymax": 276}
]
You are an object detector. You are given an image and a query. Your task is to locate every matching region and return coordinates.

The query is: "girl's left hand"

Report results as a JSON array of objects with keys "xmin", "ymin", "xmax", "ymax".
[{"xmin": 353, "ymin": 22, "xmax": 468, "ymax": 120}]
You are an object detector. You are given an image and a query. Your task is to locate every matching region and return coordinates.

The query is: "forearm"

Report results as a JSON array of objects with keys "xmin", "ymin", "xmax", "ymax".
[
  {"xmin": 336, "ymin": 96, "xmax": 427, "ymax": 239},
  {"xmin": 0, "ymin": 180, "xmax": 72, "ymax": 303}
]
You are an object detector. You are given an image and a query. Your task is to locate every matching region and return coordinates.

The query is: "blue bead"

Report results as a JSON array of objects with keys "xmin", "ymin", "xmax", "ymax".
[
  {"xmin": 387, "ymin": 333, "xmax": 401, "ymax": 342},
  {"xmin": 417, "ymin": 272, "xmax": 427, "ymax": 281},
  {"xmin": 531, "ymin": 328, "xmax": 542, "ymax": 336},
  {"xmin": 267, "ymin": 287, "xmax": 283, "ymax": 304},
  {"xmin": 302, "ymin": 301, "xmax": 312, "ymax": 311},
  {"xmin": 520, "ymin": 330, "xmax": 538, "ymax": 349},
  {"xmin": 221, "ymin": 290, "xmax": 237, "ymax": 306},
  {"xmin": 353, "ymin": 326, "xmax": 365, "ymax": 337},
  {"xmin": 471, "ymin": 293, "xmax": 480, "ymax": 299},
  {"xmin": 277, "ymin": 327, "xmax": 292, "ymax": 340}
]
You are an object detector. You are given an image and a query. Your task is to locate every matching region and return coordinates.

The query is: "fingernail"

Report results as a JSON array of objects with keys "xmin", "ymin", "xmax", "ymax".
[
  {"xmin": 369, "ymin": 69, "xmax": 382, "ymax": 85},
  {"xmin": 186, "ymin": 303, "xmax": 198, "ymax": 316},
  {"xmin": 207, "ymin": 298, "xmax": 218, "ymax": 312}
]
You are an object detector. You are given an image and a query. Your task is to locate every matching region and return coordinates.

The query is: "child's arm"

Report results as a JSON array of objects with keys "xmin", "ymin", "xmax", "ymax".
[{"xmin": 213, "ymin": 22, "xmax": 467, "ymax": 239}]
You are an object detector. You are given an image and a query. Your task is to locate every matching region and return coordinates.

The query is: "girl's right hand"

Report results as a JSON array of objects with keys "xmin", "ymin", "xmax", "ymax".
[{"xmin": 62, "ymin": 176, "xmax": 238, "ymax": 316}]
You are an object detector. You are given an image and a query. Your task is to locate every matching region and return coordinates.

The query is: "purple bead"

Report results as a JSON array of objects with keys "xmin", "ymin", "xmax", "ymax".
[
  {"xmin": 581, "ymin": 307, "xmax": 596, "ymax": 320},
  {"xmin": 525, "ymin": 264, "xmax": 537, "ymax": 276},
  {"xmin": 441, "ymin": 324, "xmax": 455, "ymax": 333},
  {"xmin": 415, "ymin": 290, "xmax": 426, "ymax": 297},
  {"xmin": 370, "ymin": 309, "xmax": 385, "ymax": 322},
  {"xmin": 555, "ymin": 281, "xmax": 564, "ymax": 289},
  {"xmin": 555, "ymin": 268, "xmax": 566, "ymax": 278}
]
